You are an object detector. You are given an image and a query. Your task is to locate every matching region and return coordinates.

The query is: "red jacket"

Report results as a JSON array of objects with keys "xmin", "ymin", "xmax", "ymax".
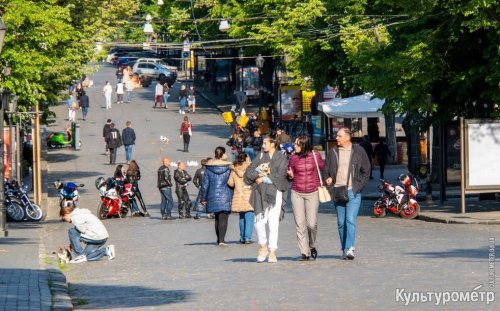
[{"xmin": 288, "ymin": 150, "xmax": 324, "ymax": 194}]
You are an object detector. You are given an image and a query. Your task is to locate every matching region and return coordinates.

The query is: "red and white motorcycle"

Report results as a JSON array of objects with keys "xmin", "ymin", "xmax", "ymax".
[
  {"xmin": 372, "ymin": 173, "xmax": 420, "ymax": 219},
  {"xmin": 95, "ymin": 177, "xmax": 133, "ymax": 219}
]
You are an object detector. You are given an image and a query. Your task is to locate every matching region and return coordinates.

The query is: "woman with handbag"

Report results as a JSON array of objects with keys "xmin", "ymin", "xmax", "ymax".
[
  {"xmin": 287, "ymin": 135, "xmax": 324, "ymax": 261},
  {"xmin": 227, "ymin": 152, "xmax": 254, "ymax": 244},
  {"xmin": 179, "ymin": 116, "xmax": 192, "ymax": 152}
]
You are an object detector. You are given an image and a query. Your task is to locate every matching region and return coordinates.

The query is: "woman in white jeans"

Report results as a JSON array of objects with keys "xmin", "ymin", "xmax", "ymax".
[
  {"xmin": 244, "ymin": 134, "xmax": 289, "ymax": 263},
  {"xmin": 102, "ymin": 81, "xmax": 113, "ymax": 109}
]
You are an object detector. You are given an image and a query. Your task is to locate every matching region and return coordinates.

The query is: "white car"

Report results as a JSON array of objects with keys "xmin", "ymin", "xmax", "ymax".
[{"xmin": 136, "ymin": 58, "xmax": 177, "ymax": 72}]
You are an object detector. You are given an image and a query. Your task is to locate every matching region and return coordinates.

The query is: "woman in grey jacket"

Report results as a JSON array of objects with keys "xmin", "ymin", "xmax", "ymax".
[{"xmin": 244, "ymin": 134, "xmax": 288, "ymax": 263}]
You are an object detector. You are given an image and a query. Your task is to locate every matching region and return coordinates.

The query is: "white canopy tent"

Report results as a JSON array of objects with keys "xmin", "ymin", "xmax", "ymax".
[{"xmin": 318, "ymin": 93, "xmax": 385, "ymax": 118}]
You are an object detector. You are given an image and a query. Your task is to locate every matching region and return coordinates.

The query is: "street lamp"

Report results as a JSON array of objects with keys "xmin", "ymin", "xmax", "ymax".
[
  {"xmin": 219, "ymin": 20, "xmax": 230, "ymax": 32},
  {"xmin": 0, "ymin": 17, "xmax": 8, "ymax": 237},
  {"xmin": 255, "ymin": 54, "xmax": 265, "ymax": 107},
  {"xmin": 143, "ymin": 14, "xmax": 154, "ymax": 50},
  {"xmin": 238, "ymin": 48, "xmax": 244, "ymax": 92}
]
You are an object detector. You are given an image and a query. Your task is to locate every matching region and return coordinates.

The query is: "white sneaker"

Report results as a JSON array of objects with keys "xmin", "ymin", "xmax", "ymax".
[
  {"xmin": 179, "ymin": 109, "xmax": 182, "ymax": 114},
  {"xmin": 345, "ymin": 247, "xmax": 355, "ymax": 260},
  {"xmin": 70, "ymin": 255, "xmax": 87, "ymax": 263},
  {"xmin": 106, "ymin": 245, "xmax": 115, "ymax": 260}
]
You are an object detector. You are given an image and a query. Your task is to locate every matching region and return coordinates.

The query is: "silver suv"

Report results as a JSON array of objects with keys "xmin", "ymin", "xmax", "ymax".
[
  {"xmin": 132, "ymin": 62, "xmax": 177, "ymax": 86},
  {"xmin": 136, "ymin": 58, "xmax": 177, "ymax": 72}
]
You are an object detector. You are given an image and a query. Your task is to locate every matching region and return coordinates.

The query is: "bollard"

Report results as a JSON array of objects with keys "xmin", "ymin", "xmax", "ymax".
[{"xmin": 72, "ymin": 122, "xmax": 81, "ymax": 150}]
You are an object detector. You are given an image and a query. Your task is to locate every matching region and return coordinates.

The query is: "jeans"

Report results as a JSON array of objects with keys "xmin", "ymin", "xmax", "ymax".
[
  {"xmin": 124, "ymin": 144, "xmax": 133, "ymax": 162},
  {"xmin": 159, "ymin": 187, "xmax": 174, "ymax": 217},
  {"xmin": 68, "ymin": 228, "xmax": 107, "ymax": 261},
  {"xmin": 82, "ymin": 107, "xmax": 88, "ymax": 119},
  {"xmin": 127, "ymin": 91, "xmax": 133, "ymax": 103},
  {"xmin": 180, "ymin": 97, "xmax": 187, "ymax": 113},
  {"xmin": 244, "ymin": 147, "xmax": 255, "ymax": 161},
  {"xmin": 239, "ymin": 211, "xmax": 255, "ymax": 242},
  {"xmin": 163, "ymin": 93, "xmax": 169, "ymax": 106},
  {"xmin": 335, "ymin": 189, "xmax": 361, "ymax": 252},
  {"xmin": 109, "ymin": 148, "xmax": 117, "ymax": 164}
]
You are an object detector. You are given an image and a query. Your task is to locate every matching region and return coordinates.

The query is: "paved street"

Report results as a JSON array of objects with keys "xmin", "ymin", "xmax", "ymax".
[{"xmin": 36, "ymin": 64, "xmax": 500, "ymax": 310}]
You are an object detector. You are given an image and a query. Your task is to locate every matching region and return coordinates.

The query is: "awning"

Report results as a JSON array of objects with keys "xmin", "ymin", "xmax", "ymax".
[{"xmin": 318, "ymin": 93, "xmax": 385, "ymax": 118}]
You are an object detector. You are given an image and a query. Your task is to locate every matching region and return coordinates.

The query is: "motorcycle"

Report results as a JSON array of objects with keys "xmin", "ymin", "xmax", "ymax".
[
  {"xmin": 372, "ymin": 173, "xmax": 421, "ymax": 219},
  {"xmin": 4, "ymin": 180, "xmax": 44, "ymax": 221},
  {"xmin": 54, "ymin": 180, "xmax": 84, "ymax": 208},
  {"xmin": 47, "ymin": 127, "xmax": 73, "ymax": 149},
  {"xmin": 95, "ymin": 177, "xmax": 132, "ymax": 219}
]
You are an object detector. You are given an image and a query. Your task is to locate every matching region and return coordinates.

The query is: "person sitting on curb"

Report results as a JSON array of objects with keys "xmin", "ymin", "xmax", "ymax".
[{"xmin": 60, "ymin": 207, "xmax": 115, "ymax": 263}]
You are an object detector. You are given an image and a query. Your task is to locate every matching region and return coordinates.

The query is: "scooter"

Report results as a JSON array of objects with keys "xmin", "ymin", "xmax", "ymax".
[
  {"xmin": 54, "ymin": 180, "xmax": 84, "ymax": 208},
  {"xmin": 47, "ymin": 127, "xmax": 73, "ymax": 149}
]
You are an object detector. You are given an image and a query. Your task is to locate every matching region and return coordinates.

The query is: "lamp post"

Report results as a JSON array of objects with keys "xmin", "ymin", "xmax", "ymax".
[
  {"xmin": 219, "ymin": 20, "xmax": 230, "ymax": 32},
  {"xmin": 0, "ymin": 17, "xmax": 8, "ymax": 237},
  {"xmin": 238, "ymin": 48, "xmax": 244, "ymax": 92},
  {"xmin": 143, "ymin": 14, "xmax": 154, "ymax": 50},
  {"xmin": 255, "ymin": 54, "xmax": 265, "ymax": 108}
]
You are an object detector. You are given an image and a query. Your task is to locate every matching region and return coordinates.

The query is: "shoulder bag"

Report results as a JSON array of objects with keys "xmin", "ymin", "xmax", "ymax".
[
  {"xmin": 312, "ymin": 150, "xmax": 331, "ymax": 203},
  {"xmin": 331, "ymin": 148, "xmax": 353, "ymax": 204}
]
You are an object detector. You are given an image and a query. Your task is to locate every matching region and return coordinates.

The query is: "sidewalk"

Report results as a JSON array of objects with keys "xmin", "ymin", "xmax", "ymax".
[{"xmin": 198, "ymin": 85, "xmax": 500, "ymax": 225}]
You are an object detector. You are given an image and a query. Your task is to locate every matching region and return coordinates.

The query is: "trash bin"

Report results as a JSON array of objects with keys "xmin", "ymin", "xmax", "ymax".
[{"xmin": 72, "ymin": 122, "xmax": 81, "ymax": 150}]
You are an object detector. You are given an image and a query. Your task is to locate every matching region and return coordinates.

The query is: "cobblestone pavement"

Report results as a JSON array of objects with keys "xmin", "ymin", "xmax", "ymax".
[
  {"xmin": 0, "ymin": 223, "xmax": 51, "ymax": 311},
  {"xmin": 40, "ymin": 64, "xmax": 500, "ymax": 310}
]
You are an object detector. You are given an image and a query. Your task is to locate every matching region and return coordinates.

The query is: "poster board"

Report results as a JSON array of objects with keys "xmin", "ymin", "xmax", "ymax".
[
  {"xmin": 460, "ymin": 118, "xmax": 500, "ymax": 213},
  {"xmin": 464, "ymin": 119, "xmax": 500, "ymax": 191},
  {"xmin": 280, "ymin": 86, "xmax": 302, "ymax": 120}
]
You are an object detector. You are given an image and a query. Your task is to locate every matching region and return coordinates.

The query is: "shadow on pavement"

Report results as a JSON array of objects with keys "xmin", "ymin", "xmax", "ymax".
[
  {"xmin": 0, "ymin": 237, "xmax": 36, "ymax": 245},
  {"xmin": 226, "ymin": 255, "xmax": 343, "ymax": 263},
  {"xmin": 69, "ymin": 285, "xmax": 192, "ymax": 309},
  {"xmin": 46, "ymin": 171, "xmax": 105, "ymax": 182},
  {"xmin": 406, "ymin": 246, "xmax": 492, "ymax": 259},
  {"xmin": 192, "ymin": 124, "xmax": 230, "ymax": 139},
  {"xmin": 45, "ymin": 153, "xmax": 80, "ymax": 162}
]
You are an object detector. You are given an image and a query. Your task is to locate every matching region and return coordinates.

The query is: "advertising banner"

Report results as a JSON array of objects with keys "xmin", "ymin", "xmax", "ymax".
[{"xmin": 280, "ymin": 86, "xmax": 302, "ymax": 120}]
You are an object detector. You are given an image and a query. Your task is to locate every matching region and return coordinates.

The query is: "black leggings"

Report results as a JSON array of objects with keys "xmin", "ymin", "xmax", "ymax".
[{"xmin": 214, "ymin": 212, "xmax": 230, "ymax": 244}]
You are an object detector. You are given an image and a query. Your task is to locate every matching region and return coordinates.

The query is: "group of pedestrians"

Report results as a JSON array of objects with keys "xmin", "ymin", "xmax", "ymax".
[
  {"xmin": 66, "ymin": 83, "xmax": 90, "ymax": 122},
  {"xmin": 187, "ymin": 127, "xmax": 370, "ymax": 264},
  {"xmin": 102, "ymin": 119, "xmax": 136, "ymax": 165},
  {"xmin": 359, "ymin": 135, "xmax": 392, "ymax": 179}
]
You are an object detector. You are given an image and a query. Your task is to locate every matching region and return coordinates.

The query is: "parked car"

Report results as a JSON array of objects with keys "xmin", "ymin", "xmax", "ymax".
[
  {"xmin": 136, "ymin": 58, "xmax": 178, "ymax": 72},
  {"xmin": 106, "ymin": 48, "xmax": 143, "ymax": 64},
  {"xmin": 132, "ymin": 62, "xmax": 177, "ymax": 86}
]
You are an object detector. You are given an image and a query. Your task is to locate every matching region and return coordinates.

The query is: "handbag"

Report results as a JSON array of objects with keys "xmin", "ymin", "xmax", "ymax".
[
  {"xmin": 330, "ymin": 148, "xmax": 354, "ymax": 204},
  {"xmin": 188, "ymin": 127, "xmax": 192, "ymax": 136},
  {"xmin": 312, "ymin": 151, "xmax": 331, "ymax": 203},
  {"xmin": 332, "ymin": 185, "xmax": 348, "ymax": 204}
]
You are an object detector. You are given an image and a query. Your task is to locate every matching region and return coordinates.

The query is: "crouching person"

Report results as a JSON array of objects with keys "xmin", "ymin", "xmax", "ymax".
[{"xmin": 60, "ymin": 207, "xmax": 115, "ymax": 263}]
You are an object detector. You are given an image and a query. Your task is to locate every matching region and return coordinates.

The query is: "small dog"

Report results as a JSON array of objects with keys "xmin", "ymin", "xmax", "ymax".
[
  {"xmin": 54, "ymin": 246, "xmax": 72, "ymax": 264},
  {"xmin": 256, "ymin": 162, "xmax": 271, "ymax": 175}
]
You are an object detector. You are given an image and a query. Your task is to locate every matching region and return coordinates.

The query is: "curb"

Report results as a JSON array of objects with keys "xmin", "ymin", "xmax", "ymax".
[
  {"xmin": 47, "ymin": 269, "xmax": 73, "ymax": 311},
  {"xmin": 418, "ymin": 213, "xmax": 500, "ymax": 225}
]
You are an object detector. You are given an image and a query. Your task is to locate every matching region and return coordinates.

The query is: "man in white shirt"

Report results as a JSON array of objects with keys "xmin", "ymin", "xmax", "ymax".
[{"xmin": 153, "ymin": 81, "xmax": 164, "ymax": 109}]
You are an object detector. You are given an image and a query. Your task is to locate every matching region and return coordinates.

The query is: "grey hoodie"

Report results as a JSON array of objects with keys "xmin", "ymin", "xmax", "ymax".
[{"xmin": 70, "ymin": 208, "xmax": 109, "ymax": 241}]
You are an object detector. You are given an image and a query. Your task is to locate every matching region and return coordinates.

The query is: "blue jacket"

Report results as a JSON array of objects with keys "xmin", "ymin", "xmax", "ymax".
[{"xmin": 200, "ymin": 160, "xmax": 233, "ymax": 213}]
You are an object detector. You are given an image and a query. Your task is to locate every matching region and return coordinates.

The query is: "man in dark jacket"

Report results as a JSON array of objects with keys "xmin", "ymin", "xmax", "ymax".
[
  {"xmin": 158, "ymin": 157, "xmax": 174, "ymax": 220},
  {"xmin": 359, "ymin": 135, "xmax": 373, "ymax": 179},
  {"xmin": 324, "ymin": 127, "xmax": 370, "ymax": 260},
  {"xmin": 121, "ymin": 121, "xmax": 136, "ymax": 165},
  {"xmin": 105, "ymin": 123, "xmax": 122, "ymax": 165},
  {"xmin": 192, "ymin": 158, "xmax": 210, "ymax": 219},
  {"xmin": 103, "ymin": 119, "xmax": 112, "ymax": 156},
  {"xmin": 174, "ymin": 161, "xmax": 192, "ymax": 218},
  {"xmin": 78, "ymin": 91, "xmax": 90, "ymax": 121}
]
